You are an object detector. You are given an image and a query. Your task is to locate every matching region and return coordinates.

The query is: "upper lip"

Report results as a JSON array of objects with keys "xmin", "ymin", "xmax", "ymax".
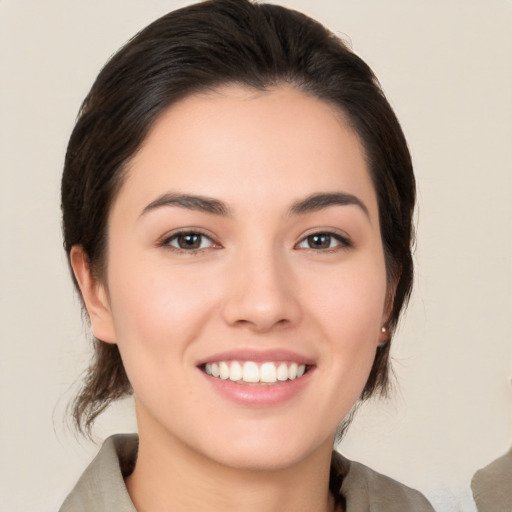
[{"xmin": 195, "ymin": 348, "xmax": 315, "ymax": 367}]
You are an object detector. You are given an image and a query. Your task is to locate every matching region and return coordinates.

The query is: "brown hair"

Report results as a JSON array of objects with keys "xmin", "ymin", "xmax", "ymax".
[{"xmin": 62, "ymin": 0, "xmax": 415, "ymax": 435}]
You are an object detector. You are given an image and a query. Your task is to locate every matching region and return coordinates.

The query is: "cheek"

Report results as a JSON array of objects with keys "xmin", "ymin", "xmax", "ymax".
[
  {"xmin": 304, "ymin": 256, "xmax": 387, "ymax": 388},
  {"xmin": 108, "ymin": 262, "xmax": 220, "ymax": 348},
  {"xmin": 305, "ymin": 265, "xmax": 386, "ymax": 414},
  {"xmin": 102, "ymin": 250, "xmax": 200, "ymax": 380},
  {"xmin": 106, "ymin": 265, "xmax": 222, "ymax": 410},
  {"xmin": 306, "ymin": 260, "xmax": 387, "ymax": 337}
]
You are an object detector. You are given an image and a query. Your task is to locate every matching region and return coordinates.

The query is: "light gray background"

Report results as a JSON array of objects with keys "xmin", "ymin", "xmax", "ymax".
[{"xmin": 1, "ymin": 1, "xmax": 511, "ymax": 511}]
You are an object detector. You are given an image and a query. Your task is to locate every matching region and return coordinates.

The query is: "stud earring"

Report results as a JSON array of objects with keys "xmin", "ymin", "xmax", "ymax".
[{"xmin": 378, "ymin": 326, "xmax": 389, "ymax": 348}]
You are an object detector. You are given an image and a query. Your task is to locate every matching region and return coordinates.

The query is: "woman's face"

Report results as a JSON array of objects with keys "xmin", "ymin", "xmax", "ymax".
[{"xmin": 82, "ymin": 85, "xmax": 389, "ymax": 470}]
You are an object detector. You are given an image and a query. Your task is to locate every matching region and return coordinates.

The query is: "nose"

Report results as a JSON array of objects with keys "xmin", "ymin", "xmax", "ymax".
[{"xmin": 221, "ymin": 246, "xmax": 302, "ymax": 332}]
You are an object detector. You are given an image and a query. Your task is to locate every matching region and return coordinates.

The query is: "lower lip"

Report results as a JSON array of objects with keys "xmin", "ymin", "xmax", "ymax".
[{"xmin": 200, "ymin": 369, "xmax": 313, "ymax": 407}]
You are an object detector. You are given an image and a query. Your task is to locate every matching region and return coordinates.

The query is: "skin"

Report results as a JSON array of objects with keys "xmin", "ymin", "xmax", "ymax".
[{"xmin": 72, "ymin": 85, "xmax": 390, "ymax": 512}]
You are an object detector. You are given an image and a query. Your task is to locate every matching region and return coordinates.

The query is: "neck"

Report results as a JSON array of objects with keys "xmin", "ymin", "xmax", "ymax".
[{"xmin": 126, "ymin": 422, "xmax": 337, "ymax": 512}]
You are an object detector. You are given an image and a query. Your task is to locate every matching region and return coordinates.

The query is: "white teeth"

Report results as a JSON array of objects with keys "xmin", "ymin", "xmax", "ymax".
[
  {"xmin": 229, "ymin": 361, "xmax": 242, "ymax": 381},
  {"xmin": 260, "ymin": 362, "xmax": 277, "ymax": 383},
  {"xmin": 203, "ymin": 360, "xmax": 308, "ymax": 384},
  {"xmin": 242, "ymin": 361, "xmax": 260, "ymax": 382},
  {"xmin": 219, "ymin": 361, "xmax": 230, "ymax": 380},
  {"xmin": 276, "ymin": 362, "xmax": 288, "ymax": 381}
]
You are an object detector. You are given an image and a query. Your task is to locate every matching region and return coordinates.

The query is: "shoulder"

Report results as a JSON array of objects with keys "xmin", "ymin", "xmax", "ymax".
[
  {"xmin": 59, "ymin": 434, "xmax": 138, "ymax": 512},
  {"xmin": 471, "ymin": 446, "xmax": 512, "ymax": 511},
  {"xmin": 332, "ymin": 451, "xmax": 435, "ymax": 512}
]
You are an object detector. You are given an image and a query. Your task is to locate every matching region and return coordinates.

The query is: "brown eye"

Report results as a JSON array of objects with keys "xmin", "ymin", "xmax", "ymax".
[
  {"xmin": 164, "ymin": 232, "xmax": 214, "ymax": 251},
  {"xmin": 306, "ymin": 234, "xmax": 332, "ymax": 249},
  {"xmin": 177, "ymin": 233, "xmax": 201, "ymax": 249}
]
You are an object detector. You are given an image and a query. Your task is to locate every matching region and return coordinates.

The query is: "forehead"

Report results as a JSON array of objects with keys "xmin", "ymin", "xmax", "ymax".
[{"xmin": 118, "ymin": 84, "xmax": 377, "ymax": 219}]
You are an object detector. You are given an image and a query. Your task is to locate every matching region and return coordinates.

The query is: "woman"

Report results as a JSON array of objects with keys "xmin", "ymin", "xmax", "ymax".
[{"xmin": 59, "ymin": 0, "xmax": 434, "ymax": 510}]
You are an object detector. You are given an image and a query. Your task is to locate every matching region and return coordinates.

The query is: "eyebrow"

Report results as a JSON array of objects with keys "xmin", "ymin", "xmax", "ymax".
[
  {"xmin": 140, "ymin": 191, "xmax": 369, "ymax": 218},
  {"xmin": 141, "ymin": 193, "xmax": 231, "ymax": 217},
  {"xmin": 289, "ymin": 192, "xmax": 369, "ymax": 218}
]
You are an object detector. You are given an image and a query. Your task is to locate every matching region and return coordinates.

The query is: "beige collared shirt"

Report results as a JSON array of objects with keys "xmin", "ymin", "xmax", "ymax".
[{"xmin": 59, "ymin": 434, "xmax": 434, "ymax": 512}]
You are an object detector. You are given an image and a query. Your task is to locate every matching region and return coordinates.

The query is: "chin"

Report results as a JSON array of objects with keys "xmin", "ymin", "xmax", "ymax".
[{"xmin": 196, "ymin": 427, "xmax": 335, "ymax": 472}]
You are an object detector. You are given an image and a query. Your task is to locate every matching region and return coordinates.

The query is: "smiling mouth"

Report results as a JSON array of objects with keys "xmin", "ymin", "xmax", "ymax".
[{"xmin": 201, "ymin": 361, "xmax": 310, "ymax": 385}]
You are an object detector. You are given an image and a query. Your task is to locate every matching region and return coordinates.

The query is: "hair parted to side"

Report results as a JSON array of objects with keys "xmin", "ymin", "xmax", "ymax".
[{"xmin": 62, "ymin": 0, "xmax": 415, "ymax": 435}]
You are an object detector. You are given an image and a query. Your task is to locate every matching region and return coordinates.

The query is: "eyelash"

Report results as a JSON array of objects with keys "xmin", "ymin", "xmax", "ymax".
[{"xmin": 159, "ymin": 229, "xmax": 352, "ymax": 254}]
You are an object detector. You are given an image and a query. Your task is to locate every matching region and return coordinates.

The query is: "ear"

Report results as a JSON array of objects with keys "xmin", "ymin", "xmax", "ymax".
[{"xmin": 70, "ymin": 246, "xmax": 117, "ymax": 344}]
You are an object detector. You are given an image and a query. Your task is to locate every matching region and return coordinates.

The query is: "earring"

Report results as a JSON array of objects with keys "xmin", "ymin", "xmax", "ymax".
[{"xmin": 378, "ymin": 326, "xmax": 388, "ymax": 348}]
